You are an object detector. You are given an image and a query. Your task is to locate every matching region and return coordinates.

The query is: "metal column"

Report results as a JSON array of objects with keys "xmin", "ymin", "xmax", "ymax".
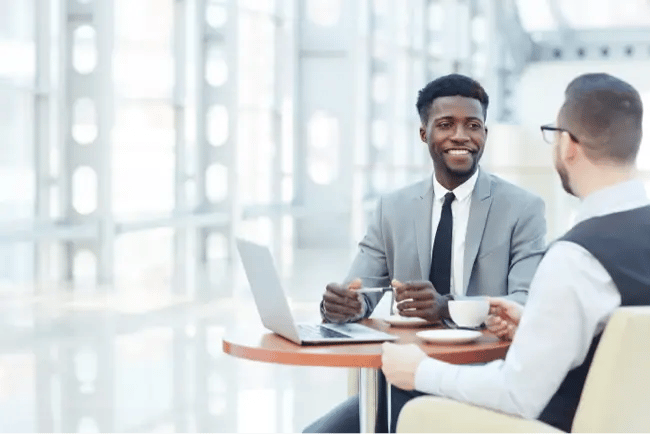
[
  {"xmin": 366, "ymin": 0, "xmax": 396, "ymax": 198},
  {"xmin": 34, "ymin": 0, "xmax": 53, "ymax": 284},
  {"xmin": 353, "ymin": 0, "xmax": 433, "ymax": 238},
  {"xmin": 480, "ymin": 0, "xmax": 533, "ymax": 123},
  {"xmin": 293, "ymin": 0, "xmax": 364, "ymax": 248},
  {"xmin": 61, "ymin": 0, "xmax": 115, "ymax": 284},
  {"xmin": 194, "ymin": 0, "xmax": 238, "ymax": 295},
  {"xmin": 173, "ymin": 0, "xmax": 191, "ymax": 294},
  {"xmin": 270, "ymin": 0, "xmax": 289, "ymax": 264}
]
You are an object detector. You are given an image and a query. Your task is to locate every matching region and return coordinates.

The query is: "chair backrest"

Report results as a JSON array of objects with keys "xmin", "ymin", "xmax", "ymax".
[{"xmin": 572, "ymin": 307, "xmax": 650, "ymax": 432}]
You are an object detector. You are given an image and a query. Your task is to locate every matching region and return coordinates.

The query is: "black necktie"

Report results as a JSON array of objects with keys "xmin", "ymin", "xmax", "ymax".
[{"xmin": 429, "ymin": 192, "xmax": 455, "ymax": 295}]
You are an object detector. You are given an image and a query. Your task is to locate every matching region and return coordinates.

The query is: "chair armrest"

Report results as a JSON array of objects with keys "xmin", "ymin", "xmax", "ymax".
[{"xmin": 396, "ymin": 396, "xmax": 562, "ymax": 433}]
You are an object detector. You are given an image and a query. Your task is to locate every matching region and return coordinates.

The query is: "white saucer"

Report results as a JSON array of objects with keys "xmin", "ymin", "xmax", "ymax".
[
  {"xmin": 416, "ymin": 329, "xmax": 483, "ymax": 344},
  {"xmin": 384, "ymin": 315, "xmax": 430, "ymax": 327}
]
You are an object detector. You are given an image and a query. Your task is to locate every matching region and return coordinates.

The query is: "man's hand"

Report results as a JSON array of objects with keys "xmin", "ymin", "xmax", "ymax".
[
  {"xmin": 322, "ymin": 279, "xmax": 364, "ymax": 323},
  {"xmin": 392, "ymin": 279, "xmax": 448, "ymax": 322},
  {"xmin": 381, "ymin": 343, "xmax": 427, "ymax": 390},
  {"xmin": 486, "ymin": 297, "xmax": 524, "ymax": 341}
]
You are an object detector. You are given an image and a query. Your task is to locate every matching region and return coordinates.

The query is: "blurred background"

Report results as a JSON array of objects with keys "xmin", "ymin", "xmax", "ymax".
[{"xmin": 1, "ymin": 0, "xmax": 650, "ymax": 432}]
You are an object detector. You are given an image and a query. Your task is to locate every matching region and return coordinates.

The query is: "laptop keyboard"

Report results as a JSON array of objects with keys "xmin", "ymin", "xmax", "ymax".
[{"xmin": 298, "ymin": 324, "xmax": 351, "ymax": 340}]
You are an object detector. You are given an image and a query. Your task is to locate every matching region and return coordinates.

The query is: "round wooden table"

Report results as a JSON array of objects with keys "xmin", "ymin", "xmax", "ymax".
[{"xmin": 222, "ymin": 318, "xmax": 509, "ymax": 432}]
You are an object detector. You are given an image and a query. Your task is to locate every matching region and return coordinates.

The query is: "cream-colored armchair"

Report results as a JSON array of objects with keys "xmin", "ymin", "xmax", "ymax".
[{"xmin": 396, "ymin": 307, "xmax": 650, "ymax": 433}]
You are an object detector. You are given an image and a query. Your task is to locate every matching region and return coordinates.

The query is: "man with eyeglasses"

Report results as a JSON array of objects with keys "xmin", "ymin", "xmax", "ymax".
[
  {"xmin": 540, "ymin": 124, "xmax": 582, "ymax": 196},
  {"xmin": 382, "ymin": 72, "xmax": 650, "ymax": 432}
]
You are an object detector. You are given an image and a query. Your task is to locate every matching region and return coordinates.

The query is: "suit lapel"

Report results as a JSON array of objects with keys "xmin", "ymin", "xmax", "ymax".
[
  {"xmin": 413, "ymin": 178, "xmax": 435, "ymax": 280},
  {"xmin": 463, "ymin": 170, "xmax": 493, "ymax": 292}
]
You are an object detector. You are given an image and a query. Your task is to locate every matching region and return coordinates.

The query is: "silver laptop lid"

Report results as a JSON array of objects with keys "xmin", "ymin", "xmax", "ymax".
[{"xmin": 236, "ymin": 238, "xmax": 302, "ymax": 344}]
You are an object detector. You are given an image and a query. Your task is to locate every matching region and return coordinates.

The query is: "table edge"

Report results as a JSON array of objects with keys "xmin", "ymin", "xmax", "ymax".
[
  {"xmin": 222, "ymin": 337, "xmax": 509, "ymax": 368},
  {"xmin": 222, "ymin": 339, "xmax": 382, "ymax": 368}
]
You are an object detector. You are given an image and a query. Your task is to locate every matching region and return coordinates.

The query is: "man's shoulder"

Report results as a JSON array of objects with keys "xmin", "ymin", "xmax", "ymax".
[
  {"xmin": 379, "ymin": 177, "xmax": 431, "ymax": 203},
  {"xmin": 485, "ymin": 171, "xmax": 543, "ymax": 206},
  {"xmin": 373, "ymin": 171, "xmax": 544, "ymax": 208}
]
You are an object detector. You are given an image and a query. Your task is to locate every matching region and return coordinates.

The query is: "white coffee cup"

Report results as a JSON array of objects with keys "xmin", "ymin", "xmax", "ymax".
[{"xmin": 448, "ymin": 299, "xmax": 489, "ymax": 328}]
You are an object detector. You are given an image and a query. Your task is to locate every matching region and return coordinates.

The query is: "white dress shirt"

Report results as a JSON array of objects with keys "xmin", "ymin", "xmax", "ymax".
[
  {"xmin": 431, "ymin": 170, "xmax": 479, "ymax": 297},
  {"xmin": 414, "ymin": 179, "xmax": 649, "ymax": 420}
]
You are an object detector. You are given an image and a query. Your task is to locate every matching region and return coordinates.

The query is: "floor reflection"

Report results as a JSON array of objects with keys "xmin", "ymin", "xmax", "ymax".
[{"xmin": 0, "ymin": 248, "xmax": 356, "ymax": 432}]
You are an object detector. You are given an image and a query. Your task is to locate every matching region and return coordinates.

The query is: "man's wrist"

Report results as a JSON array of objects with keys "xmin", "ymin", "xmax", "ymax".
[
  {"xmin": 320, "ymin": 296, "xmax": 368, "ymax": 323},
  {"xmin": 349, "ymin": 295, "xmax": 369, "ymax": 322},
  {"xmin": 319, "ymin": 299, "xmax": 331, "ymax": 322}
]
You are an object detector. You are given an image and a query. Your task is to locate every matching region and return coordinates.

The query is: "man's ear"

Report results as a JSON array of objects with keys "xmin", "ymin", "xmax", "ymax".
[
  {"xmin": 484, "ymin": 126, "xmax": 488, "ymax": 138},
  {"xmin": 564, "ymin": 132, "xmax": 580, "ymax": 162},
  {"xmin": 419, "ymin": 125, "xmax": 427, "ymax": 143},
  {"xmin": 558, "ymin": 131, "xmax": 578, "ymax": 163}
]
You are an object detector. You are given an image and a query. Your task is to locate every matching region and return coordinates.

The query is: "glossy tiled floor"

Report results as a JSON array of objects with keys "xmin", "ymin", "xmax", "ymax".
[{"xmin": 0, "ymin": 249, "xmax": 362, "ymax": 433}]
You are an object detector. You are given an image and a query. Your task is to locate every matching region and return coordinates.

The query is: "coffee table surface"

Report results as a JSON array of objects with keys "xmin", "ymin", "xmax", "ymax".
[{"xmin": 222, "ymin": 318, "xmax": 509, "ymax": 368}]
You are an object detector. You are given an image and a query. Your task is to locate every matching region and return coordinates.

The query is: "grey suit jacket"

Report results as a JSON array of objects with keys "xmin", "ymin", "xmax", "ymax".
[{"xmin": 346, "ymin": 168, "xmax": 547, "ymax": 313}]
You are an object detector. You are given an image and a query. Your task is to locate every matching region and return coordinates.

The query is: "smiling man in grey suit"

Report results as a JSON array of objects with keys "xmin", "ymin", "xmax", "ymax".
[{"xmin": 305, "ymin": 74, "xmax": 547, "ymax": 432}]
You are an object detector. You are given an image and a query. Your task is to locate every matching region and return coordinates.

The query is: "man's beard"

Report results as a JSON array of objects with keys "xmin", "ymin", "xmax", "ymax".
[
  {"xmin": 555, "ymin": 159, "xmax": 576, "ymax": 197},
  {"xmin": 447, "ymin": 161, "xmax": 478, "ymax": 177},
  {"xmin": 442, "ymin": 148, "xmax": 482, "ymax": 178}
]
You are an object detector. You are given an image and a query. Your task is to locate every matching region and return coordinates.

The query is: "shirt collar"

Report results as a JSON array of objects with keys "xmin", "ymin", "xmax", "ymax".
[
  {"xmin": 575, "ymin": 179, "xmax": 649, "ymax": 224},
  {"xmin": 432, "ymin": 169, "xmax": 480, "ymax": 202}
]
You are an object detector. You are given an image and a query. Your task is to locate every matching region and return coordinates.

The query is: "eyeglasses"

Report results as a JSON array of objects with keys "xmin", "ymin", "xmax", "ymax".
[{"xmin": 540, "ymin": 124, "xmax": 580, "ymax": 144}]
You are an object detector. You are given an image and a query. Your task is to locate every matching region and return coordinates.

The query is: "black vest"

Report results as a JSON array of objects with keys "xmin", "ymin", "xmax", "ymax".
[{"xmin": 538, "ymin": 206, "xmax": 650, "ymax": 432}]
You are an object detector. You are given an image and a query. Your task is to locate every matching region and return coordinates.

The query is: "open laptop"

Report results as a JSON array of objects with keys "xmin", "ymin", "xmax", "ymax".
[{"xmin": 236, "ymin": 238, "xmax": 398, "ymax": 345}]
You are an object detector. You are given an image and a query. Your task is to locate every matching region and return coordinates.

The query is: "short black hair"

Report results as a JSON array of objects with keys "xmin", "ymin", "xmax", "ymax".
[
  {"xmin": 416, "ymin": 74, "xmax": 489, "ymax": 123},
  {"xmin": 560, "ymin": 73, "xmax": 643, "ymax": 164}
]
